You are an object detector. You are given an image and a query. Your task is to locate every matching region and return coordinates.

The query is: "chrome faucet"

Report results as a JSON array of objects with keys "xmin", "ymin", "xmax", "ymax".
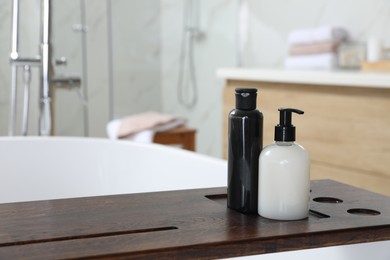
[{"xmin": 9, "ymin": 0, "xmax": 81, "ymax": 136}]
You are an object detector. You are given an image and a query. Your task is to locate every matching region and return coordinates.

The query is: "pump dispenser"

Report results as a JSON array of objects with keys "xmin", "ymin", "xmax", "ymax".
[
  {"xmin": 227, "ymin": 88, "xmax": 263, "ymax": 214},
  {"xmin": 258, "ymin": 108, "xmax": 310, "ymax": 220},
  {"xmin": 275, "ymin": 108, "xmax": 303, "ymax": 141}
]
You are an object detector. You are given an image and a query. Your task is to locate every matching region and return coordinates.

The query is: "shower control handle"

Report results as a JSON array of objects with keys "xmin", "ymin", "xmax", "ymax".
[{"xmin": 55, "ymin": 57, "xmax": 67, "ymax": 66}]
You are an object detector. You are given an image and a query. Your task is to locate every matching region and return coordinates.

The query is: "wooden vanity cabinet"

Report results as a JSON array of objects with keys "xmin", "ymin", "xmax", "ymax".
[{"xmin": 223, "ymin": 80, "xmax": 390, "ymax": 196}]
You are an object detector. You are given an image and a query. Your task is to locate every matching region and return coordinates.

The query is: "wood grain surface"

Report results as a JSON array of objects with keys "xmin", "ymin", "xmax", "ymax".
[{"xmin": 0, "ymin": 180, "xmax": 390, "ymax": 259}]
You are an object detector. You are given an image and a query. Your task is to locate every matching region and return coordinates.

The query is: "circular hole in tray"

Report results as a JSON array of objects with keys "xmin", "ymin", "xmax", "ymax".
[
  {"xmin": 313, "ymin": 197, "xmax": 343, "ymax": 204},
  {"xmin": 347, "ymin": 208, "xmax": 381, "ymax": 216}
]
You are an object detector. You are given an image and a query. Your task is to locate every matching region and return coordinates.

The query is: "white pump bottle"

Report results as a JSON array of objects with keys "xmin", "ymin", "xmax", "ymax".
[{"xmin": 258, "ymin": 108, "xmax": 310, "ymax": 220}]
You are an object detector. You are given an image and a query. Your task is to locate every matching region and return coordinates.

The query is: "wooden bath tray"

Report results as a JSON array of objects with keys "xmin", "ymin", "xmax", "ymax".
[{"xmin": 0, "ymin": 180, "xmax": 390, "ymax": 259}]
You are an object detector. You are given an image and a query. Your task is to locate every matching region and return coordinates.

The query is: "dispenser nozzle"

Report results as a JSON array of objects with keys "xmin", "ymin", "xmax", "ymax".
[{"xmin": 275, "ymin": 108, "xmax": 304, "ymax": 142}]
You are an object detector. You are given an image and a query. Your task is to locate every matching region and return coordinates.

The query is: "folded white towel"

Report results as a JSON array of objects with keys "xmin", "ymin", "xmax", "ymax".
[
  {"xmin": 287, "ymin": 26, "xmax": 348, "ymax": 45},
  {"xmin": 106, "ymin": 119, "xmax": 122, "ymax": 140},
  {"xmin": 106, "ymin": 111, "xmax": 187, "ymax": 143},
  {"xmin": 284, "ymin": 53, "xmax": 337, "ymax": 70}
]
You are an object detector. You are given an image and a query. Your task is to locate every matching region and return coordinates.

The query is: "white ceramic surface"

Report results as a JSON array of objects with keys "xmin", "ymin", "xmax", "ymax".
[
  {"xmin": 0, "ymin": 136, "xmax": 227, "ymax": 204},
  {"xmin": 217, "ymin": 68, "xmax": 390, "ymax": 89}
]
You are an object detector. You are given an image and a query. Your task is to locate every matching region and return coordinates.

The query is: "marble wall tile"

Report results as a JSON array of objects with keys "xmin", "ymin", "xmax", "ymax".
[
  {"xmin": 0, "ymin": 0, "xmax": 12, "ymax": 135},
  {"xmin": 161, "ymin": 0, "xmax": 237, "ymax": 158},
  {"xmin": 111, "ymin": 0, "xmax": 161, "ymax": 118},
  {"xmin": 52, "ymin": 0, "xmax": 85, "ymax": 136},
  {"xmin": 0, "ymin": 0, "xmax": 41, "ymax": 136},
  {"xmin": 82, "ymin": 0, "xmax": 110, "ymax": 137},
  {"xmin": 242, "ymin": 0, "xmax": 390, "ymax": 67}
]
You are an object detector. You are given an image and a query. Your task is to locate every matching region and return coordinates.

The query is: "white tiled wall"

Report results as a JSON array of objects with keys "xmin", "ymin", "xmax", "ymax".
[
  {"xmin": 160, "ymin": 0, "xmax": 237, "ymax": 157},
  {"xmin": 240, "ymin": 0, "xmax": 390, "ymax": 67},
  {"xmin": 0, "ymin": 0, "xmax": 389, "ymax": 158}
]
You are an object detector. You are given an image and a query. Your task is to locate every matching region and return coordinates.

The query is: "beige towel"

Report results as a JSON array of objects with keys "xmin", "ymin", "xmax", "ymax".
[
  {"xmin": 106, "ymin": 111, "xmax": 187, "ymax": 142},
  {"xmin": 289, "ymin": 41, "xmax": 339, "ymax": 56}
]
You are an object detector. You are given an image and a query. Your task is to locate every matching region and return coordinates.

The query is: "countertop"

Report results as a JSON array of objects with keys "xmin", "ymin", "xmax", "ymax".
[
  {"xmin": 217, "ymin": 68, "xmax": 390, "ymax": 89},
  {"xmin": 1, "ymin": 180, "xmax": 390, "ymax": 259}
]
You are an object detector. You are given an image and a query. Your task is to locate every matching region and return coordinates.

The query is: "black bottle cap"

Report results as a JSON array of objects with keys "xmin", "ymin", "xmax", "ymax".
[
  {"xmin": 275, "ymin": 108, "xmax": 304, "ymax": 142},
  {"xmin": 235, "ymin": 88, "xmax": 257, "ymax": 110}
]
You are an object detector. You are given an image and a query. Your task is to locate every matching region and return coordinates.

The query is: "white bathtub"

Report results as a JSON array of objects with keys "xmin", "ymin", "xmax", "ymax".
[
  {"xmin": 0, "ymin": 137, "xmax": 388, "ymax": 260},
  {"xmin": 0, "ymin": 136, "xmax": 227, "ymax": 203}
]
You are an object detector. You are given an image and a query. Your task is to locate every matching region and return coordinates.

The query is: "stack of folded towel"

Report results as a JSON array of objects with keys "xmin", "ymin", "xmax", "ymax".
[
  {"xmin": 284, "ymin": 26, "xmax": 348, "ymax": 70},
  {"xmin": 106, "ymin": 111, "xmax": 187, "ymax": 143}
]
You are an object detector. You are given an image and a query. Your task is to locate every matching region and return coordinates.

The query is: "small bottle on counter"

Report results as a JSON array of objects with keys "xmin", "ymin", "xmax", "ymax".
[
  {"xmin": 258, "ymin": 108, "xmax": 310, "ymax": 220},
  {"xmin": 227, "ymin": 88, "xmax": 263, "ymax": 214}
]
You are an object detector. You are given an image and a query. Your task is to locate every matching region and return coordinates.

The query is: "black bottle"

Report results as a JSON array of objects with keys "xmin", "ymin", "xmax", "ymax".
[{"xmin": 227, "ymin": 88, "xmax": 263, "ymax": 214}]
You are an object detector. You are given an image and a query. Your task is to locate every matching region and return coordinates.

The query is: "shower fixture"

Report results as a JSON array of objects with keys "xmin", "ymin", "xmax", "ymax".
[
  {"xmin": 177, "ymin": 0, "xmax": 204, "ymax": 109},
  {"xmin": 9, "ymin": 0, "xmax": 82, "ymax": 136}
]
